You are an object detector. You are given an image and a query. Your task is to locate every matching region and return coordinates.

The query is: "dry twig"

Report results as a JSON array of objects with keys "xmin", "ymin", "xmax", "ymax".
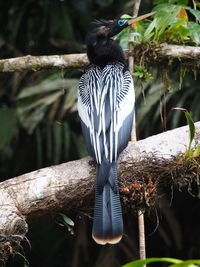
[{"xmin": 129, "ymin": 0, "xmax": 146, "ymax": 263}]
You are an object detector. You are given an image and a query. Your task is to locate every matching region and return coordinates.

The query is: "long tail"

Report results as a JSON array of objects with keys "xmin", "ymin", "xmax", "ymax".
[{"xmin": 92, "ymin": 161, "xmax": 123, "ymax": 245}]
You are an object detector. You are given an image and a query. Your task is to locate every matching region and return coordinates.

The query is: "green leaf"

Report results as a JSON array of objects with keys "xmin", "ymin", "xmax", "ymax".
[
  {"xmin": 184, "ymin": 111, "xmax": 195, "ymax": 150},
  {"xmin": 18, "ymin": 77, "xmax": 78, "ymax": 99},
  {"xmin": 153, "ymin": 0, "xmax": 188, "ymax": 6},
  {"xmin": 137, "ymin": 81, "xmax": 163, "ymax": 120},
  {"xmin": 143, "ymin": 18, "xmax": 158, "ymax": 41},
  {"xmin": 59, "ymin": 213, "xmax": 74, "ymax": 227},
  {"xmin": 18, "ymin": 91, "xmax": 63, "ymax": 114},
  {"xmin": 153, "ymin": 3, "xmax": 175, "ymax": 12},
  {"xmin": 188, "ymin": 8, "xmax": 200, "ymax": 23},
  {"xmin": 57, "ymin": 213, "xmax": 75, "ymax": 235},
  {"xmin": 154, "ymin": 6, "xmax": 181, "ymax": 40},
  {"xmin": 172, "ymin": 108, "xmax": 195, "ymax": 151},
  {"xmin": 17, "ymin": 76, "xmax": 79, "ymax": 133},
  {"xmin": 62, "ymin": 81, "xmax": 78, "ymax": 112},
  {"xmin": 120, "ymin": 14, "xmax": 132, "ymax": 19},
  {"xmin": 167, "ymin": 16, "xmax": 187, "ymax": 32},
  {"xmin": 122, "ymin": 257, "xmax": 183, "ymax": 267},
  {"xmin": 188, "ymin": 22, "xmax": 200, "ymax": 45},
  {"xmin": 133, "ymin": 72, "xmax": 143, "ymax": 77},
  {"xmin": 170, "ymin": 259, "xmax": 200, "ymax": 266}
]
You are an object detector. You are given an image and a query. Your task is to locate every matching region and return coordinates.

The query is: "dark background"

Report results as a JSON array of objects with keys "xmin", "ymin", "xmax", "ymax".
[{"xmin": 0, "ymin": 0, "xmax": 199, "ymax": 266}]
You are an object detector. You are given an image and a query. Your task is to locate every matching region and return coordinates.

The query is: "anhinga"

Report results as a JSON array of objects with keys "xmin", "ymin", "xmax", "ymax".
[{"xmin": 78, "ymin": 13, "xmax": 153, "ymax": 245}]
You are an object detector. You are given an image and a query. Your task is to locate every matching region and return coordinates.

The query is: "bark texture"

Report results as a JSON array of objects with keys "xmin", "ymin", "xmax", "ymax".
[{"xmin": 159, "ymin": 43, "xmax": 200, "ymax": 59}]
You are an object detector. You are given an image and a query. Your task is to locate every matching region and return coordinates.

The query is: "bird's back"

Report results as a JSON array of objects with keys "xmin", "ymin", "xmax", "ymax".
[
  {"xmin": 78, "ymin": 61, "xmax": 134, "ymax": 164},
  {"xmin": 77, "ymin": 18, "xmax": 135, "ymax": 244}
]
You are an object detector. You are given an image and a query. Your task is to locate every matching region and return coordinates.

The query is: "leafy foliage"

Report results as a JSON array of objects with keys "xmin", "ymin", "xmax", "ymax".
[
  {"xmin": 17, "ymin": 74, "xmax": 78, "ymax": 134},
  {"xmin": 116, "ymin": 1, "xmax": 200, "ymax": 47},
  {"xmin": 133, "ymin": 65, "xmax": 153, "ymax": 82},
  {"xmin": 123, "ymin": 257, "xmax": 200, "ymax": 267},
  {"xmin": 135, "ymin": 71, "xmax": 200, "ymax": 138}
]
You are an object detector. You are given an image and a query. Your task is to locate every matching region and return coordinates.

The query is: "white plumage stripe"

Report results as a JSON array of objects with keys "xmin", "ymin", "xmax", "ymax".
[{"xmin": 78, "ymin": 62, "xmax": 135, "ymax": 164}]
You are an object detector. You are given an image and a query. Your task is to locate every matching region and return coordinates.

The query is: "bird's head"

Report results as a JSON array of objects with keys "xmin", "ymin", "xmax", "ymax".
[{"xmin": 86, "ymin": 12, "xmax": 154, "ymax": 46}]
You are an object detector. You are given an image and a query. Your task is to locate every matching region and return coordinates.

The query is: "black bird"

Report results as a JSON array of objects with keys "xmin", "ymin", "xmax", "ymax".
[{"xmin": 78, "ymin": 13, "xmax": 153, "ymax": 245}]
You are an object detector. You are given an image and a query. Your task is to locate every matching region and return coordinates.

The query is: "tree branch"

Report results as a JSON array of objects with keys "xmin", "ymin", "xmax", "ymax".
[
  {"xmin": 0, "ymin": 53, "xmax": 88, "ymax": 72},
  {"xmin": 159, "ymin": 43, "xmax": 200, "ymax": 59},
  {"xmin": 0, "ymin": 44, "xmax": 200, "ymax": 72},
  {"xmin": 0, "ymin": 122, "xmax": 200, "ymax": 260}
]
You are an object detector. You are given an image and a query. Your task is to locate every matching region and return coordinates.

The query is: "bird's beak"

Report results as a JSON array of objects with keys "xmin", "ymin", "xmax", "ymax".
[{"xmin": 128, "ymin": 12, "xmax": 154, "ymax": 25}]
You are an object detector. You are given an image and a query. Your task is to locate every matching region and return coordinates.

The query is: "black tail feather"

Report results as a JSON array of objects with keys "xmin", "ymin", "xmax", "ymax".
[{"xmin": 92, "ymin": 161, "xmax": 123, "ymax": 245}]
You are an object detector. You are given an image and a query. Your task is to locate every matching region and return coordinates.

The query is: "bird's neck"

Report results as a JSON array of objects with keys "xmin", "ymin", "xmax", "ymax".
[{"xmin": 87, "ymin": 39, "xmax": 126, "ymax": 68}]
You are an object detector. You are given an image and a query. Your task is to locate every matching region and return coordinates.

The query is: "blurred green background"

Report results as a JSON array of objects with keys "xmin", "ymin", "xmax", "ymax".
[{"xmin": 0, "ymin": 0, "xmax": 200, "ymax": 266}]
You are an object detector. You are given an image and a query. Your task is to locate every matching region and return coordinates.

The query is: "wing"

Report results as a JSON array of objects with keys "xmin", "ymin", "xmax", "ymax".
[
  {"xmin": 78, "ymin": 63, "xmax": 135, "ymax": 164},
  {"xmin": 116, "ymin": 68, "xmax": 135, "ymax": 156},
  {"xmin": 78, "ymin": 65, "xmax": 103, "ymax": 162}
]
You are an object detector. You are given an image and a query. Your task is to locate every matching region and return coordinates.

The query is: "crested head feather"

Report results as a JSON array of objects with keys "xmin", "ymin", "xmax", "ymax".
[{"xmin": 91, "ymin": 19, "xmax": 113, "ymax": 28}]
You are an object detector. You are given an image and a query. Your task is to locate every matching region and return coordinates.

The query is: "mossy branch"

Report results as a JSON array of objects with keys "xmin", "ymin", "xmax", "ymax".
[
  {"xmin": 0, "ymin": 122, "xmax": 200, "ymax": 261},
  {"xmin": 0, "ymin": 44, "xmax": 200, "ymax": 72}
]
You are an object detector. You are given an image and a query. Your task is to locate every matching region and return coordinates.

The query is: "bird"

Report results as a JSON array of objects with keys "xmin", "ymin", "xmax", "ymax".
[{"xmin": 78, "ymin": 13, "xmax": 153, "ymax": 245}]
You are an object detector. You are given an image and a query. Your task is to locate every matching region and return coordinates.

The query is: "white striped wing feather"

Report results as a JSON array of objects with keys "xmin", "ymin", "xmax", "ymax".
[{"xmin": 78, "ymin": 62, "xmax": 135, "ymax": 164}]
